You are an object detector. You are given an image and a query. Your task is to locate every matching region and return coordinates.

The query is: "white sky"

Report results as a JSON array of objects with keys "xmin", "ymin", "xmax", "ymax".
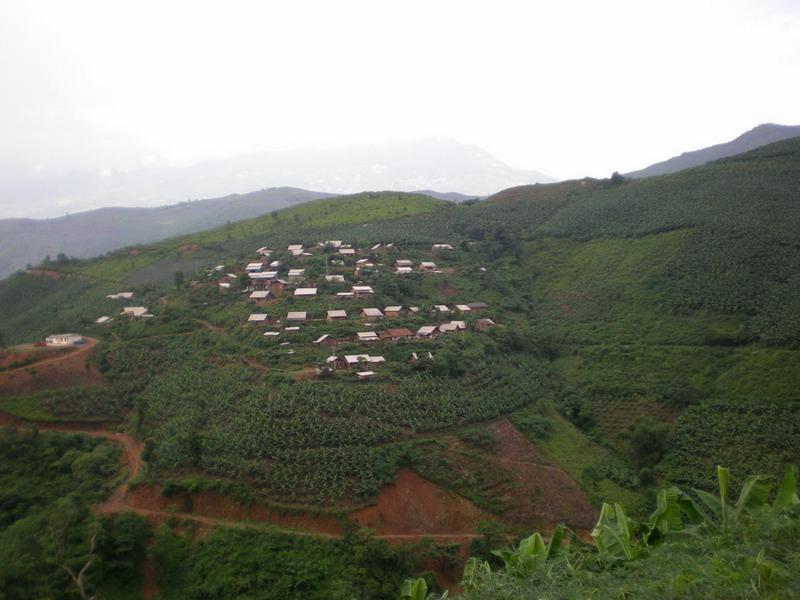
[{"xmin": 1, "ymin": 0, "xmax": 798, "ymax": 184}]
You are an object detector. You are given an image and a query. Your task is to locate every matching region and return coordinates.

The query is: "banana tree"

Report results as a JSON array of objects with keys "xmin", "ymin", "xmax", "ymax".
[
  {"xmin": 461, "ymin": 557, "xmax": 491, "ymax": 592},
  {"xmin": 492, "ymin": 525, "xmax": 566, "ymax": 577},
  {"xmin": 591, "ymin": 503, "xmax": 641, "ymax": 561},
  {"xmin": 399, "ymin": 577, "xmax": 447, "ymax": 600}
]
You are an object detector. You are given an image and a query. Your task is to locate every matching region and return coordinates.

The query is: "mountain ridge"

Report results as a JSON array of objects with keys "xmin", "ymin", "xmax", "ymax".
[{"xmin": 626, "ymin": 123, "xmax": 800, "ymax": 178}]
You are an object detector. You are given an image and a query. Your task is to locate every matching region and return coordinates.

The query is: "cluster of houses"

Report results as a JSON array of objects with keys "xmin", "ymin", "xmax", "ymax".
[{"xmin": 95, "ymin": 291, "xmax": 153, "ymax": 323}]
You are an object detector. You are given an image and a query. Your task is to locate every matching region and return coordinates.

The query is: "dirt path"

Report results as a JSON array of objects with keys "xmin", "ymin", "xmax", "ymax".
[
  {"xmin": 1, "ymin": 337, "xmax": 98, "ymax": 375},
  {"xmin": 0, "ymin": 412, "xmax": 484, "ymax": 545}
]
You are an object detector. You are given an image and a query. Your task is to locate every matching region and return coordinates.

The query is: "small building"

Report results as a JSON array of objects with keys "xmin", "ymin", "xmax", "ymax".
[
  {"xmin": 419, "ymin": 261, "xmax": 438, "ymax": 272},
  {"xmin": 395, "ymin": 266, "xmax": 413, "ymax": 274},
  {"xmin": 416, "ymin": 325, "xmax": 438, "ymax": 338},
  {"xmin": 325, "ymin": 275, "xmax": 345, "ymax": 283},
  {"xmin": 384, "ymin": 306, "xmax": 402, "ymax": 318},
  {"xmin": 338, "ymin": 248, "xmax": 356, "ymax": 256},
  {"xmin": 288, "ymin": 244, "xmax": 304, "ymax": 252},
  {"xmin": 395, "ymin": 259, "xmax": 413, "ymax": 268},
  {"xmin": 352, "ymin": 285, "xmax": 374, "ymax": 298},
  {"xmin": 476, "ymin": 317, "xmax": 496, "ymax": 330},
  {"xmin": 287, "ymin": 268, "xmax": 306, "ymax": 283},
  {"xmin": 356, "ymin": 331, "xmax": 379, "ymax": 343},
  {"xmin": 379, "ymin": 328, "xmax": 414, "ymax": 341},
  {"xmin": 313, "ymin": 334, "xmax": 337, "ymax": 347},
  {"xmin": 248, "ymin": 313, "xmax": 269, "ymax": 324},
  {"xmin": 408, "ymin": 306, "xmax": 420, "ymax": 314},
  {"xmin": 246, "ymin": 262, "xmax": 264, "ymax": 272},
  {"xmin": 432, "ymin": 243, "xmax": 454, "ymax": 251},
  {"xmin": 294, "ymin": 288, "xmax": 318, "ymax": 297},
  {"xmin": 107, "ymin": 292, "xmax": 134, "ymax": 300},
  {"xmin": 343, "ymin": 354, "xmax": 385, "ymax": 369},
  {"xmin": 122, "ymin": 306, "xmax": 151, "ymax": 318},
  {"xmin": 357, "ymin": 371, "xmax": 377, "ymax": 381},
  {"xmin": 269, "ymin": 260, "xmax": 282, "ymax": 268},
  {"xmin": 455, "ymin": 304, "xmax": 472, "ymax": 313},
  {"xmin": 337, "ymin": 291, "xmax": 355, "ymax": 299},
  {"xmin": 263, "ymin": 331, "xmax": 280, "ymax": 337},
  {"xmin": 45, "ymin": 333, "xmax": 84, "ymax": 346},
  {"xmin": 284, "ymin": 326, "xmax": 301, "ymax": 333},
  {"xmin": 433, "ymin": 304, "xmax": 451, "ymax": 314},
  {"xmin": 95, "ymin": 316, "xmax": 113, "ymax": 325},
  {"xmin": 468, "ymin": 302, "xmax": 489, "ymax": 310},
  {"xmin": 286, "ymin": 311, "xmax": 307, "ymax": 322},
  {"xmin": 439, "ymin": 320, "xmax": 467, "ymax": 333},
  {"xmin": 256, "ymin": 246, "xmax": 271, "ymax": 256},
  {"xmin": 270, "ymin": 279, "xmax": 289, "ymax": 292},
  {"xmin": 370, "ymin": 243, "xmax": 383, "ymax": 251},
  {"xmin": 249, "ymin": 290, "xmax": 273, "ymax": 303},
  {"xmin": 361, "ymin": 308, "xmax": 383, "ymax": 320},
  {"xmin": 219, "ymin": 282, "xmax": 231, "ymax": 289},
  {"xmin": 324, "ymin": 240, "xmax": 343, "ymax": 249},
  {"xmin": 327, "ymin": 309, "xmax": 347, "ymax": 321}
]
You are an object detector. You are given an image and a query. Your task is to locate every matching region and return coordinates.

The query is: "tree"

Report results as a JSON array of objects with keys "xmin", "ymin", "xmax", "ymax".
[
  {"xmin": 174, "ymin": 271, "xmax": 185, "ymax": 286},
  {"xmin": 610, "ymin": 171, "xmax": 626, "ymax": 185},
  {"xmin": 627, "ymin": 418, "xmax": 669, "ymax": 468}
]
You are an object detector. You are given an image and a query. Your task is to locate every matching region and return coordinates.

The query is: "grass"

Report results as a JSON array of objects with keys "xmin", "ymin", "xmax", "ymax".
[{"xmin": 534, "ymin": 406, "xmax": 642, "ymax": 511}]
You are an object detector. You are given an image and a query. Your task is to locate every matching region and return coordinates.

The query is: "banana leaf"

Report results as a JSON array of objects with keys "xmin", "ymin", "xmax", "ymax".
[{"xmin": 773, "ymin": 466, "xmax": 799, "ymax": 509}]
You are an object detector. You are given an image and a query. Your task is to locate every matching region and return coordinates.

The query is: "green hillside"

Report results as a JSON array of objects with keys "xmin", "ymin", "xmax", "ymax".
[{"xmin": 1, "ymin": 141, "xmax": 799, "ymax": 597}]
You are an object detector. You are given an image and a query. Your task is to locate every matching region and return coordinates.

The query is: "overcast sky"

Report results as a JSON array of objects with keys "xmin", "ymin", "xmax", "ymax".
[{"xmin": 1, "ymin": 0, "xmax": 798, "ymax": 212}]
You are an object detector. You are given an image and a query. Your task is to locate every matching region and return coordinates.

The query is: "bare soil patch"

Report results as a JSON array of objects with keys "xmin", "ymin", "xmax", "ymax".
[
  {"xmin": 0, "ymin": 338, "xmax": 101, "ymax": 395},
  {"xmin": 353, "ymin": 468, "xmax": 490, "ymax": 535}
]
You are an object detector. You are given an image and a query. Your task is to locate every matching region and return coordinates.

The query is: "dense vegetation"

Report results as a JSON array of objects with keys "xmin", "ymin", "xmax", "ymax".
[{"xmin": 0, "ymin": 140, "xmax": 798, "ymax": 596}]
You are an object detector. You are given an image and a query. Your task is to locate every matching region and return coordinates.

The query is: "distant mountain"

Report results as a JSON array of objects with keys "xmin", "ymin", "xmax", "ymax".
[
  {"xmin": 0, "ymin": 139, "xmax": 552, "ymax": 219},
  {"xmin": 412, "ymin": 190, "xmax": 483, "ymax": 202},
  {"xmin": 0, "ymin": 187, "xmax": 335, "ymax": 279},
  {"xmin": 626, "ymin": 123, "xmax": 800, "ymax": 178}
]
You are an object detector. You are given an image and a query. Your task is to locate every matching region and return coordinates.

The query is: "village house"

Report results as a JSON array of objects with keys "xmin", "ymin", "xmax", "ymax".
[
  {"xmin": 219, "ymin": 282, "xmax": 231, "ymax": 289},
  {"xmin": 325, "ymin": 275, "xmax": 345, "ymax": 283},
  {"xmin": 419, "ymin": 261, "xmax": 438, "ymax": 272},
  {"xmin": 284, "ymin": 326, "xmax": 301, "ymax": 333},
  {"xmin": 395, "ymin": 259, "xmax": 414, "ymax": 268},
  {"xmin": 432, "ymin": 243, "xmax": 454, "ymax": 251},
  {"xmin": 294, "ymin": 288, "xmax": 318, "ymax": 297},
  {"xmin": 269, "ymin": 260, "xmax": 282, "ymax": 268},
  {"xmin": 256, "ymin": 246, "xmax": 271, "ymax": 256},
  {"xmin": 246, "ymin": 262, "xmax": 264, "ymax": 273},
  {"xmin": 370, "ymin": 243, "xmax": 383, "ymax": 251},
  {"xmin": 360, "ymin": 307, "xmax": 383, "ymax": 320},
  {"xmin": 313, "ymin": 334, "xmax": 337, "ymax": 347},
  {"xmin": 339, "ymin": 248, "xmax": 356, "ymax": 257},
  {"xmin": 286, "ymin": 311, "xmax": 307, "ymax": 323},
  {"xmin": 352, "ymin": 285, "xmax": 374, "ymax": 298},
  {"xmin": 356, "ymin": 331, "xmax": 379, "ymax": 343},
  {"xmin": 249, "ymin": 290, "xmax": 272, "ymax": 303},
  {"xmin": 357, "ymin": 371, "xmax": 377, "ymax": 381},
  {"xmin": 344, "ymin": 354, "xmax": 385, "ymax": 369},
  {"xmin": 379, "ymin": 328, "xmax": 414, "ymax": 341},
  {"xmin": 476, "ymin": 317, "xmax": 496, "ymax": 330},
  {"xmin": 433, "ymin": 304, "xmax": 451, "ymax": 314},
  {"xmin": 408, "ymin": 306, "xmax": 420, "ymax": 314},
  {"xmin": 106, "ymin": 292, "xmax": 134, "ymax": 300},
  {"xmin": 270, "ymin": 279, "xmax": 289, "ymax": 292},
  {"xmin": 416, "ymin": 325, "xmax": 438, "ymax": 338},
  {"xmin": 384, "ymin": 306, "xmax": 402, "ymax": 318},
  {"xmin": 439, "ymin": 320, "xmax": 467, "ymax": 333},
  {"xmin": 336, "ymin": 291, "xmax": 355, "ymax": 299},
  {"xmin": 324, "ymin": 240, "xmax": 343, "ymax": 249},
  {"xmin": 395, "ymin": 266, "xmax": 413, "ymax": 274},
  {"xmin": 45, "ymin": 333, "xmax": 84, "ymax": 346},
  {"xmin": 95, "ymin": 316, "xmax": 113, "ymax": 325},
  {"xmin": 455, "ymin": 304, "xmax": 472, "ymax": 313},
  {"xmin": 288, "ymin": 244, "xmax": 304, "ymax": 254},
  {"xmin": 248, "ymin": 313, "xmax": 269, "ymax": 324},
  {"xmin": 263, "ymin": 331, "xmax": 280, "ymax": 337},
  {"xmin": 468, "ymin": 302, "xmax": 489, "ymax": 310},
  {"xmin": 121, "ymin": 306, "xmax": 151, "ymax": 318},
  {"xmin": 327, "ymin": 309, "xmax": 347, "ymax": 321},
  {"xmin": 287, "ymin": 268, "xmax": 306, "ymax": 283}
]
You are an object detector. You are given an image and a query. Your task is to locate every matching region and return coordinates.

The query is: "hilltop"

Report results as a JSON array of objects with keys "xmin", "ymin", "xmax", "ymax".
[
  {"xmin": 0, "ymin": 141, "xmax": 799, "ymax": 596},
  {"xmin": 626, "ymin": 122, "xmax": 800, "ymax": 178}
]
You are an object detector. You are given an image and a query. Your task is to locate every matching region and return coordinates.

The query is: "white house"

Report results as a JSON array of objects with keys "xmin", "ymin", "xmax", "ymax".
[
  {"xmin": 94, "ymin": 316, "xmax": 113, "ymax": 325},
  {"xmin": 356, "ymin": 331, "xmax": 379, "ymax": 342},
  {"xmin": 286, "ymin": 311, "xmax": 307, "ymax": 322},
  {"xmin": 327, "ymin": 309, "xmax": 347, "ymax": 320},
  {"xmin": 122, "ymin": 306, "xmax": 151, "ymax": 318},
  {"xmin": 246, "ymin": 262, "xmax": 264, "ymax": 272},
  {"xmin": 352, "ymin": 285, "xmax": 374, "ymax": 298},
  {"xmin": 360, "ymin": 308, "xmax": 383, "ymax": 319},
  {"xmin": 294, "ymin": 288, "xmax": 318, "ymax": 297},
  {"xmin": 248, "ymin": 313, "xmax": 269, "ymax": 323},
  {"xmin": 432, "ymin": 243, "xmax": 455, "ymax": 251},
  {"xmin": 45, "ymin": 333, "xmax": 84, "ymax": 346}
]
